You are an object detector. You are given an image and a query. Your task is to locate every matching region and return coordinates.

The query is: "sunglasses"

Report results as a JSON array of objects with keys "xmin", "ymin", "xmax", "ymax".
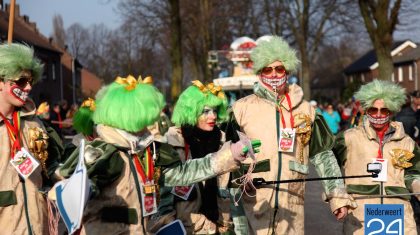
[
  {"xmin": 11, "ymin": 76, "xmax": 33, "ymax": 88},
  {"xmin": 366, "ymin": 107, "xmax": 390, "ymax": 116},
  {"xmin": 260, "ymin": 66, "xmax": 287, "ymax": 76}
]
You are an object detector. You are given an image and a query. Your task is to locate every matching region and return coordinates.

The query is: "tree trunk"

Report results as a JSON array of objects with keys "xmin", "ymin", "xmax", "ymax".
[
  {"xmin": 169, "ymin": 0, "xmax": 183, "ymax": 101},
  {"xmin": 374, "ymin": 42, "xmax": 394, "ymax": 81},
  {"xmin": 300, "ymin": 52, "xmax": 311, "ymax": 100},
  {"xmin": 358, "ymin": 0, "xmax": 402, "ymax": 81}
]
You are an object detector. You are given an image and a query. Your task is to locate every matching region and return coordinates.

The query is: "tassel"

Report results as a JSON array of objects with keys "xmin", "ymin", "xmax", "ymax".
[
  {"xmin": 47, "ymin": 198, "xmax": 60, "ymax": 235},
  {"xmin": 230, "ymin": 160, "xmax": 257, "ymax": 206}
]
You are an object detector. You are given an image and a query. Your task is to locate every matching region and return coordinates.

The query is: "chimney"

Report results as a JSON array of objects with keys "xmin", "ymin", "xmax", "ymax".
[{"xmin": 5, "ymin": 3, "xmax": 20, "ymax": 16}]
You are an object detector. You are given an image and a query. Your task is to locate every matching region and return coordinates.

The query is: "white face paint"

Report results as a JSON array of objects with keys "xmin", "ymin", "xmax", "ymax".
[
  {"xmin": 260, "ymin": 75, "xmax": 287, "ymax": 91},
  {"xmin": 367, "ymin": 114, "xmax": 390, "ymax": 125},
  {"xmin": 366, "ymin": 99, "xmax": 392, "ymax": 130},
  {"xmin": 259, "ymin": 61, "xmax": 288, "ymax": 94},
  {"xmin": 10, "ymin": 85, "xmax": 30, "ymax": 103}
]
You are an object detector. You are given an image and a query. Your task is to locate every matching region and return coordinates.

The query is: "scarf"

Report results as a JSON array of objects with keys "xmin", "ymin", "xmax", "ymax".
[{"xmin": 181, "ymin": 125, "xmax": 221, "ymax": 223}]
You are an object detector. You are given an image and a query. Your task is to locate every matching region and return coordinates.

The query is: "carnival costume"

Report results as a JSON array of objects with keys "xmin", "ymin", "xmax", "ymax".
[
  {"xmin": 152, "ymin": 81, "xmax": 236, "ymax": 234},
  {"xmin": 0, "ymin": 43, "xmax": 62, "ymax": 234},
  {"xmin": 333, "ymin": 80, "xmax": 420, "ymax": 234},
  {"xmin": 58, "ymin": 76, "xmax": 251, "ymax": 234},
  {"xmin": 225, "ymin": 36, "xmax": 356, "ymax": 234}
]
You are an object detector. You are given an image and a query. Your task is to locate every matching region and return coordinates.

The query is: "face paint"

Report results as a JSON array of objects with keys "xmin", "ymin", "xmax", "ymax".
[
  {"xmin": 260, "ymin": 74, "xmax": 287, "ymax": 92},
  {"xmin": 9, "ymin": 84, "xmax": 30, "ymax": 103},
  {"xmin": 197, "ymin": 106, "xmax": 217, "ymax": 131},
  {"xmin": 367, "ymin": 113, "xmax": 390, "ymax": 125}
]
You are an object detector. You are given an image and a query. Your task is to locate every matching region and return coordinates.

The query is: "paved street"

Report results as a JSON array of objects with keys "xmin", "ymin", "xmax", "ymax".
[
  {"xmin": 304, "ymin": 165, "xmax": 343, "ymax": 235},
  {"xmin": 304, "ymin": 165, "xmax": 420, "ymax": 234}
]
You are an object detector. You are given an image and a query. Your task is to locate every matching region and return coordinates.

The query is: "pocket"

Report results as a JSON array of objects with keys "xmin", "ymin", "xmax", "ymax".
[{"xmin": 0, "ymin": 190, "xmax": 17, "ymax": 207}]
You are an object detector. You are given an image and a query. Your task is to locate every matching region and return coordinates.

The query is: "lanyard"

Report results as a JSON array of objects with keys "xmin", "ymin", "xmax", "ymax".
[
  {"xmin": 132, "ymin": 147, "xmax": 154, "ymax": 183},
  {"xmin": 0, "ymin": 111, "xmax": 21, "ymax": 159},
  {"xmin": 277, "ymin": 93, "xmax": 294, "ymax": 128},
  {"xmin": 376, "ymin": 131, "xmax": 385, "ymax": 160}
]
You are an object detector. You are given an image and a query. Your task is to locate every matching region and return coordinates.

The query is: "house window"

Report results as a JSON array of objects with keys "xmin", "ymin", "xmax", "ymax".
[
  {"xmin": 391, "ymin": 72, "xmax": 395, "ymax": 82},
  {"xmin": 52, "ymin": 63, "xmax": 56, "ymax": 80},
  {"xmin": 349, "ymin": 75, "xmax": 353, "ymax": 83},
  {"xmin": 409, "ymin": 65, "xmax": 413, "ymax": 81},
  {"xmin": 361, "ymin": 74, "xmax": 365, "ymax": 82},
  {"xmin": 398, "ymin": 67, "xmax": 403, "ymax": 82}
]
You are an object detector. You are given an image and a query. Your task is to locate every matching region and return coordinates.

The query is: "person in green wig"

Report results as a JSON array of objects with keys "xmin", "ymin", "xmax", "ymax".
[
  {"xmin": 58, "ymin": 75, "xmax": 258, "ymax": 234},
  {"xmin": 148, "ymin": 80, "xmax": 260, "ymax": 234},
  {"xmin": 224, "ymin": 36, "xmax": 356, "ymax": 234},
  {"xmin": 0, "ymin": 43, "xmax": 62, "ymax": 234},
  {"xmin": 333, "ymin": 80, "xmax": 420, "ymax": 234}
]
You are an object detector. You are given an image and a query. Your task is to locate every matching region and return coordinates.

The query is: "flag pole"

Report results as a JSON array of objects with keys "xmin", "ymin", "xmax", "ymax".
[{"xmin": 7, "ymin": 0, "xmax": 16, "ymax": 44}]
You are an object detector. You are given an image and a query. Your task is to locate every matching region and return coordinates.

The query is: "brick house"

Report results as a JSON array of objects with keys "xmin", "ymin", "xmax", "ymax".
[
  {"xmin": 0, "ymin": 3, "xmax": 102, "ymax": 106},
  {"xmin": 343, "ymin": 40, "xmax": 420, "ymax": 92}
]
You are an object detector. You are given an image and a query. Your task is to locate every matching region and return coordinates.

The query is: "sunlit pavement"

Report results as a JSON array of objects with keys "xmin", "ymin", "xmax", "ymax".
[
  {"xmin": 304, "ymin": 164, "xmax": 343, "ymax": 234},
  {"xmin": 304, "ymin": 164, "xmax": 420, "ymax": 234}
]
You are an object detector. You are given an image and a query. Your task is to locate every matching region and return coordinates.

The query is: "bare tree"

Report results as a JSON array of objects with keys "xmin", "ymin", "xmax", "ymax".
[
  {"xmin": 278, "ymin": 0, "xmax": 358, "ymax": 99},
  {"xmin": 169, "ymin": 0, "xmax": 183, "ymax": 101},
  {"xmin": 52, "ymin": 14, "xmax": 66, "ymax": 49},
  {"xmin": 358, "ymin": 0, "xmax": 402, "ymax": 81},
  {"xmin": 66, "ymin": 23, "xmax": 89, "ymax": 58}
]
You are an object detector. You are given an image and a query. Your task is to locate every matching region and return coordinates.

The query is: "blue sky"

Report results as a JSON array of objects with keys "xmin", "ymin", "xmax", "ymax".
[{"xmin": 3, "ymin": 0, "xmax": 120, "ymax": 37}]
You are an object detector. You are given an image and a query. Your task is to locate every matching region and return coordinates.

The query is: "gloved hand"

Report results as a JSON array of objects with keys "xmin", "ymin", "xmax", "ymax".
[{"xmin": 230, "ymin": 139, "xmax": 261, "ymax": 161}]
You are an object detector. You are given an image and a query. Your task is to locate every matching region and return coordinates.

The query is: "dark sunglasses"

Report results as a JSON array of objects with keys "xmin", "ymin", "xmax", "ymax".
[
  {"xmin": 366, "ymin": 107, "xmax": 390, "ymax": 116},
  {"xmin": 11, "ymin": 76, "xmax": 33, "ymax": 87},
  {"xmin": 260, "ymin": 66, "xmax": 287, "ymax": 76}
]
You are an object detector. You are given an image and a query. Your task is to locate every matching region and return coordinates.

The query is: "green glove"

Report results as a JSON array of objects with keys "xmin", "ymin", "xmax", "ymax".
[{"xmin": 242, "ymin": 140, "xmax": 261, "ymax": 154}]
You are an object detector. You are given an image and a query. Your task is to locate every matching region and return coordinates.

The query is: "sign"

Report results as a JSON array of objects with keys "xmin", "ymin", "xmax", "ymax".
[
  {"xmin": 156, "ymin": 219, "xmax": 186, "ymax": 235},
  {"xmin": 365, "ymin": 204, "xmax": 404, "ymax": 235},
  {"xmin": 55, "ymin": 140, "xmax": 91, "ymax": 235}
]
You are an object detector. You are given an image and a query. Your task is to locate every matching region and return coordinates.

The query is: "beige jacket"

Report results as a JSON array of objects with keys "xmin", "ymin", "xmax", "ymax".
[
  {"xmin": 339, "ymin": 119, "xmax": 419, "ymax": 235},
  {"xmin": 0, "ymin": 100, "xmax": 49, "ymax": 235},
  {"xmin": 231, "ymin": 84, "xmax": 354, "ymax": 235},
  {"xmin": 66, "ymin": 124, "xmax": 239, "ymax": 235}
]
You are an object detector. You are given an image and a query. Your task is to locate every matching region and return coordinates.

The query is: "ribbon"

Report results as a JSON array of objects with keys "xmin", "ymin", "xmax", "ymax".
[
  {"xmin": 191, "ymin": 80, "xmax": 225, "ymax": 99},
  {"xmin": 0, "ymin": 111, "xmax": 21, "ymax": 158},
  {"xmin": 115, "ymin": 75, "xmax": 154, "ymax": 91},
  {"xmin": 81, "ymin": 98, "xmax": 96, "ymax": 111}
]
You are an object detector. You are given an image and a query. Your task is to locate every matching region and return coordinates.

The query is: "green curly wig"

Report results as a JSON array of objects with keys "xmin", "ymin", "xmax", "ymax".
[
  {"xmin": 251, "ymin": 36, "xmax": 300, "ymax": 74},
  {"xmin": 73, "ymin": 106, "xmax": 95, "ymax": 136},
  {"xmin": 0, "ymin": 43, "xmax": 43, "ymax": 83},
  {"xmin": 93, "ymin": 80, "xmax": 165, "ymax": 132},
  {"xmin": 171, "ymin": 85, "xmax": 228, "ymax": 127},
  {"xmin": 354, "ymin": 80, "xmax": 406, "ymax": 112}
]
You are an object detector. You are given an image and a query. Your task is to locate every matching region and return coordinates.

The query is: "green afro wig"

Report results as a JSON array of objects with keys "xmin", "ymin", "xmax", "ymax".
[
  {"xmin": 171, "ymin": 81, "xmax": 228, "ymax": 127},
  {"xmin": 73, "ymin": 98, "xmax": 96, "ymax": 136},
  {"xmin": 354, "ymin": 80, "xmax": 406, "ymax": 112},
  {"xmin": 93, "ymin": 77, "xmax": 165, "ymax": 132},
  {"xmin": 0, "ymin": 43, "xmax": 43, "ymax": 83},
  {"xmin": 251, "ymin": 36, "xmax": 300, "ymax": 74}
]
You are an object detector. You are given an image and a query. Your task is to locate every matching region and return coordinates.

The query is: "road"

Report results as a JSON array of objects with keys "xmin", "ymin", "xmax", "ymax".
[
  {"xmin": 304, "ymin": 164, "xmax": 420, "ymax": 234},
  {"xmin": 304, "ymin": 165, "xmax": 343, "ymax": 234}
]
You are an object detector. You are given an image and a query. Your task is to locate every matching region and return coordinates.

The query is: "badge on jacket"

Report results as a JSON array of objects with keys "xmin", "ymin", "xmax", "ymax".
[
  {"xmin": 279, "ymin": 128, "xmax": 296, "ymax": 152},
  {"xmin": 10, "ymin": 147, "xmax": 40, "ymax": 178}
]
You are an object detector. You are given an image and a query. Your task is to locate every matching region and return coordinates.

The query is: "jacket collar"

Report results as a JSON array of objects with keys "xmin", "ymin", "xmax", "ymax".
[
  {"xmin": 362, "ymin": 117, "xmax": 406, "ymax": 142},
  {"xmin": 96, "ymin": 124, "xmax": 154, "ymax": 153},
  {"xmin": 254, "ymin": 81, "xmax": 304, "ymax": 111}
]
